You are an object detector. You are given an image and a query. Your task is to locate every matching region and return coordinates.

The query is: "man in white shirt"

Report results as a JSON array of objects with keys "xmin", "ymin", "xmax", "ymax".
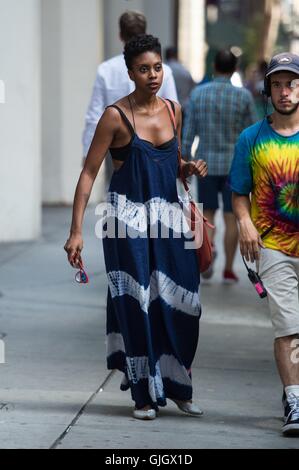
[{"xmin": 82, "ymin": 10, "xmax": 178, "ymax": 158}]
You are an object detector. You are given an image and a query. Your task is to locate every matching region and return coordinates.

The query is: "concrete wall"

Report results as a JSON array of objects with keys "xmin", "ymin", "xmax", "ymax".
[
  {"xmin": 41, "ymin": 0, "xmax": 104, "ymax": 204},
  {"xmin": 144, "ymin": 0, "xmax": 177, "ymax": 53},
  {"xmin": 178, "ymin": 0, "xmax": 206, "ymax": 82},
  {"xmin": 0, "ymin": 0, "xmax": 41, "ymax": 241}
]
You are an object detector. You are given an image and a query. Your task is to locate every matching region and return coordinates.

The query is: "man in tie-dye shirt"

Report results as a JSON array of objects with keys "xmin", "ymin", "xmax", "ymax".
[{"xmin": 230, "ymin": 52, "xmax": 299, "ymax": 437}]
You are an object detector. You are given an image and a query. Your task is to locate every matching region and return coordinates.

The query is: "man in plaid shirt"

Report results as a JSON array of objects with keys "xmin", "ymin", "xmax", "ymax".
[{"xmin": 182, "ymin": 49, "xmax": 257, "ymax": 282}]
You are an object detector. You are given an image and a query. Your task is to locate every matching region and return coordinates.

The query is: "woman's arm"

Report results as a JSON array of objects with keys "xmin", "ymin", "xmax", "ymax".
[
  {"xmin": 64, "ymin": 107, "xmax": 120, "ymax": 267},
  {"xmin": 232, "ymin": 193, "xmax": 264, "ymax": 263}
]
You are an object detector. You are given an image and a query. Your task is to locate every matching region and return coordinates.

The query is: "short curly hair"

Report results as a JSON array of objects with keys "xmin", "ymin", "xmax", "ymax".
[{"xmin": 124, "ymin": 34, "xmax": 162, "ymax": 70}]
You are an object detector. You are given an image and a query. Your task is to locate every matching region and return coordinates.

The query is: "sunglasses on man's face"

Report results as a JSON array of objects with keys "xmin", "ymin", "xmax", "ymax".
[{"xmin": 75, "ymin": 260, "xmax": 89, "ymax": 284}]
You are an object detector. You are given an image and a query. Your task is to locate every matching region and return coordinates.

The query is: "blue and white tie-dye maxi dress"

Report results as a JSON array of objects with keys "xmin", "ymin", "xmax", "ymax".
[{"xmin": 102, "ymin": 105, "xmax": 201, "ymax": 410}]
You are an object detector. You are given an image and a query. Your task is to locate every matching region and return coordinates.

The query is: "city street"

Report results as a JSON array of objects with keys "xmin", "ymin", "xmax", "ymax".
[{"xmin": 0, "ymin": 204, "xmax": 298, "ymax": 449}]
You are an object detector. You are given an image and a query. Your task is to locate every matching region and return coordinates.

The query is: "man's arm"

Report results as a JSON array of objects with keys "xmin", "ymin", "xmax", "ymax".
[
  {"xmin": 230, "ymin": 128, "xmax": 264, "ymax": 262},
  {"xmin": 232, "ymin": 193, "xmax": 264, "ymax": 263},
  {"xmin": 82, "ymin": 67, "xmax": 106, "ymax": 158}
]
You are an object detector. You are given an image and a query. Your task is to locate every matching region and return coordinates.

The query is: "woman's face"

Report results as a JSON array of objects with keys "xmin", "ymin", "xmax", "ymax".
[{"xmin": 128, "ymin": 51, "xmax": 163, "ymax": 95}]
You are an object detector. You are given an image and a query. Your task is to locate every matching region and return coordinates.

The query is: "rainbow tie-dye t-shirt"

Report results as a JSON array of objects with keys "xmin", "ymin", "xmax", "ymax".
[{"xmin": 229, "ymin": 118, "xmax": 299, "ymax": 257}]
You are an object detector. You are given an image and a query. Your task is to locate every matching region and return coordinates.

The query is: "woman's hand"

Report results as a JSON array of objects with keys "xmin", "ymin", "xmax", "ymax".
[
  {"xmin": 64, "ymin": 233, "xmax": 83, "ymax": 268},
  {"xmin": 182, "ymin": 160, "xmax": 208, "ymax": 178}
]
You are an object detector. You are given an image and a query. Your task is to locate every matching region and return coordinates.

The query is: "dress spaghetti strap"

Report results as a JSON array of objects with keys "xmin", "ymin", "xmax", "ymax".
[
  {"xmin": 163, "ymin": 99, "xmax": 177, "ymax": 137},
  {"xmin": 107, "ymin": 105, "xmax": 135, "ymax": 136}
]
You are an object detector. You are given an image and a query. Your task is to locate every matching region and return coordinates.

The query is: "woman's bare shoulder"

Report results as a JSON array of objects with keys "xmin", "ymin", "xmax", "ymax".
[
  {"xmin": 162, "ymin": 98, "xmax": 181, "ymax": 117},
  {"xmin": 171, "ymin": 100, "xmax": 181, "ymax": 114},
  {"xmin": 112, "ymin": 96, "xmax": 131, "ymax": 112},
  {"xmin": 100, "ymin": 106, "xmax": 123, "ymax": 131}
]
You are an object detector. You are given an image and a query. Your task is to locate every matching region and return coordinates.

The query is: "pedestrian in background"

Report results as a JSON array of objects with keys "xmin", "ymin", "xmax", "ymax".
[
  {"xmin": 64, "ymin": 34, "xmax": 207, "ymax": 420},
  {"xmin": 230, "ymin": 52, "xmax": 299, "ymax": 436},
  {"xmin": 82, "ymin": 10, "xmax": 178, "ymax": 160},
  {"xmin": 165, "ymin": 46, "xmax": 195, "ymax": 118},
  {"xmin": 245, "ymin": 60, "xmax": 271, "ymax": 119},
  {"xmin": 182, "ymin": 49, "xmax": 257, "ymax": 283}
]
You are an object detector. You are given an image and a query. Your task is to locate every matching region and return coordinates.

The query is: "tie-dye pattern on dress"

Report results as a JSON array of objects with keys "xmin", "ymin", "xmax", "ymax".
[{"xmin": 102, "ymin": 105, "xmax": 201, "ymax": 410}]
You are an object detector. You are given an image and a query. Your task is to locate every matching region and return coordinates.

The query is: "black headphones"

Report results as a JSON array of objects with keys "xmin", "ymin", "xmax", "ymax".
[{"xmin": 263, "ymin": 76, "xmax": 271, "ymax": 97}]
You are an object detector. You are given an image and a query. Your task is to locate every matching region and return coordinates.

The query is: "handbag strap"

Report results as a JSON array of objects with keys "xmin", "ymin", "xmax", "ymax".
[
  {"xmin": 161, "ymin": 99, "xmax": 214, "ymax": 230},
  {"xmin": 161, "ymin": 98, "xmax": 189, "ymax": 192}
]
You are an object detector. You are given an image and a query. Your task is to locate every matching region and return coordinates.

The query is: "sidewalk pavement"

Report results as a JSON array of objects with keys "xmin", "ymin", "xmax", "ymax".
[{"xmin": 0, "ymin": 205, "xmax": 298, "ymax": 449}]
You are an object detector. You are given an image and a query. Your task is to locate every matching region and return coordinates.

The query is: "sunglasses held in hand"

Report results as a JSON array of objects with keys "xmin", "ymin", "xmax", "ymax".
[{"xmin": 75, "ymin": 259, "xmax": 89, "ymax": 284}]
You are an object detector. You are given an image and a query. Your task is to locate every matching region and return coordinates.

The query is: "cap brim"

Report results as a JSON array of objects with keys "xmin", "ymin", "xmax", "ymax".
[{"xmin": 266, "ymin": 65, "xmax": 299, "ymax": 77}]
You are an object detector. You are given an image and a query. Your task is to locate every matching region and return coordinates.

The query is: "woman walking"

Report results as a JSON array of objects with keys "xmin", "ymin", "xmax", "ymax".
[{"xmin": 64, "ymin": 35, "xmax": 207, "ymax": 420}]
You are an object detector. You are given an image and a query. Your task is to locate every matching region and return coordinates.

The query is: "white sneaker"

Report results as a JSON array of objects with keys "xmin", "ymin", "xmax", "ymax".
[
  {"xmin": 133, "ymin": 408, "xmax": 156, "ymax": 420},
  {"xmin": 172, "ymin": 399, "xmax": 203, "ymax": 416},
  {"xmin": 282, "ymin": 393, "xmax": 299, "ymax": 436}
]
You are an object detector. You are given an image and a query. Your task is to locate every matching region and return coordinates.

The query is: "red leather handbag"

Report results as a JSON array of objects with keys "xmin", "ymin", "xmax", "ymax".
[
  {"xmin": 181, "ymin": 171, "xmax": 214, "ymax": 273},
  {"xmin": 163, "ymin": 99, "xmax": 214, "ymax": 273}
]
